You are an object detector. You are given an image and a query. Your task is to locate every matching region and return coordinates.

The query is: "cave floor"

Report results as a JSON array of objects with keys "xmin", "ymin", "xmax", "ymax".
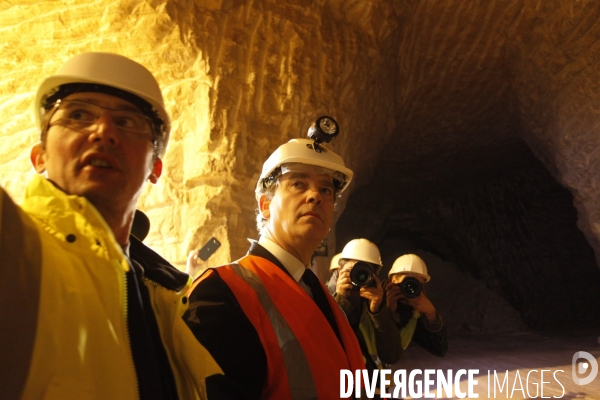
[{"xmin": 386, "ymin": 329, "xmax": 600, "ymax": 399}]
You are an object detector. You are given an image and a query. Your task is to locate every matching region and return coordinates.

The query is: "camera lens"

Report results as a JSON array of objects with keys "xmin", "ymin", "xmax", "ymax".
[
  {"xmin": 399, "ymin": 277, "xmax": 422, "ymax": 299},
  {"xmin": 350, "ymin": 261, "xmax": 375, "ymax": 288}
]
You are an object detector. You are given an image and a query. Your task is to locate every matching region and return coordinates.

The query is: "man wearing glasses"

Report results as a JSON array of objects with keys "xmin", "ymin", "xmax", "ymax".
[{"xmin": 0, "ymin": 52, "xmax": 219, "ymax": 399}]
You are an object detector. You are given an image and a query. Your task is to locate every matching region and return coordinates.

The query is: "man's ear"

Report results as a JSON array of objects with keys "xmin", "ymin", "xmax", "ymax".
[
  {"xmin": 258, "ymin": 193, "xmax": 271, "ymax": 219},
  {"xmin": 30, "ymin": 143, "xmax": 47, "ymax": 174},
  {"xmin": 149, "ymin": 158, "xmax": 163, "ymax": 184}
]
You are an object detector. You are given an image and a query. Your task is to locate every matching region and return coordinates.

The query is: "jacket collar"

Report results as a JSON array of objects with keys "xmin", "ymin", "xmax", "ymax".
[
  {"xmin": 247, "ymin": 240, "xmax": 293, "ymax": 280},
  {"xmin": 21, "ymin": 175, "xmax": 122, "ymax": 258},
  {"xmin": 21, "ymin": 175, "xmax": 188, "ymax": 291},
  {"xmin": 257, "ymin": 236, "xmax": 307, "ymax": 283},
  {"xmin": 129, "ymin": 235, "xmax": 189, "ymax": 292}
]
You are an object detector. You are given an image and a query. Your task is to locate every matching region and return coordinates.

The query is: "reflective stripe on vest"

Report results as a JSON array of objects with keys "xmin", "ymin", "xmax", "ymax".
[
  {"xmin": 229, "ymin": 262, "xmax": 318, "ymax": 400},
  {"xmin": 215, "ymin": 255, "xmax": 365, "ymax": 399}
]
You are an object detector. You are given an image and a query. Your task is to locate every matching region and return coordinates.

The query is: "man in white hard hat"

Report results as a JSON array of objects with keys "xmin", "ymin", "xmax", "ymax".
[
  {"xmin": 184, "ymin": 124, "xmax": 365, "ymax": 399},
  {"xmin": 385, "ymin": 254, "xmax": 447, "ymax": 357},
  {"xmin": 333, "ymin": 238, "xmax": 401, "ymax": 399},
  {"xmin": 0, "ymin": 52, "xmax": 220, "ymax": 399}
]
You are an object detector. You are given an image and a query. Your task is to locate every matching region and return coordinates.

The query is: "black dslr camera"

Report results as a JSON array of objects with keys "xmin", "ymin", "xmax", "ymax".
[
  {"xmin": 350, "ymin": 261, "xmax": 375, "ymax": 288},
  {"xmin": 396, "ymin": 277, "xmax": 423, "ymax": 299}
]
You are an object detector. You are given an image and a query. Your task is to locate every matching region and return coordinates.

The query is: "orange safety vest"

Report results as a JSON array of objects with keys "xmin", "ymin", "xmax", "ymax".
[{"xmin": 204, "ymin": 254, "xmax": 365, "ymax": 399}]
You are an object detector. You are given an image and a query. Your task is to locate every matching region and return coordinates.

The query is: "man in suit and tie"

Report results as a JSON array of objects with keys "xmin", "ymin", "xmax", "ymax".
[{"xmin": 184, "ymin": 124, "xmax": 365, "ymax": 399}]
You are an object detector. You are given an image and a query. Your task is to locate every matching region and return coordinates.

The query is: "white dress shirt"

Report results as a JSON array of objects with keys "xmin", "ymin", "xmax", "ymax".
[{"xmin": 257, "ymin": 236, "xmax": 314, "ymax": 297}]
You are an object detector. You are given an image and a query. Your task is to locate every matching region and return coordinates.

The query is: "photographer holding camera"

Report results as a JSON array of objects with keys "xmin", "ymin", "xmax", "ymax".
[
  {"xmin": 333, "ymin": 239, "xmax": 401, "ymax": 398},
  {"xmin": 385, "ymin": 254, "xmax": 448, "ymax": 357}
]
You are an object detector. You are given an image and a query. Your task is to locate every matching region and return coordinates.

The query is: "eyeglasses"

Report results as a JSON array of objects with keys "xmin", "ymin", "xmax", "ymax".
[{"xmin": 46, "ymin": 99, "xmax": 154, "ymax": 136}]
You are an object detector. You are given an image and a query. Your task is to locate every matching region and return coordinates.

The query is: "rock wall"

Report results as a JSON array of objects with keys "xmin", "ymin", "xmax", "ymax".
[
  {"xmin": 379, "ymin": 243, "xmax": 527, "ymax": 336},
  {"xmin": 1, "ymin": 0, "xmax": 231, "ymax": 269},
  {"xmin": 0, "ymin": 0, "xmax": 398, "ymax": 271},
  {"xmin": 2, "ymin": 0, "xmax": 600, "ymax": 330},
  {"xmin": 509, "ymin": 0, "xmax": 600, "ymax": 268},
  {"xmin": 364, "ymin": 157, "xmax": 600, "ymax": 330}
]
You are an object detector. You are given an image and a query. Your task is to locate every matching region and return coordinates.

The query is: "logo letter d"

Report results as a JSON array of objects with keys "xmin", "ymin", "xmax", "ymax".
[{"xmin": 572, "ymin": 351, "xmax": 598, "ymax": 385}]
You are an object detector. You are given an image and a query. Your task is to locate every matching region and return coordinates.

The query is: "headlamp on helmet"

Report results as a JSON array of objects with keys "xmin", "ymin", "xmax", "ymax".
[
  {"xmin": 255, "ymin": 116, "xmax": 353, "ymax": 197},
  {"xmin": 307, "ymin": 116, "xmax": 339, "ymax": 153}
]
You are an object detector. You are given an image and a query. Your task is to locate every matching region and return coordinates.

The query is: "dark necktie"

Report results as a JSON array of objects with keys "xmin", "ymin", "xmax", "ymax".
[{"xmin": 302, "ymin": 268, "xmax": 343, "ymax": 344}]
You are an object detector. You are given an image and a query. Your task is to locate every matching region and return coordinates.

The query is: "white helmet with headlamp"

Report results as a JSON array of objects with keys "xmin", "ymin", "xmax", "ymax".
[
  {"xmin": 255, "ymin": 116, "xmax": 353, "ymax": 198},
  {"xmin": 34, "ymin": 52, "xmax": 171, "ymax": 157}
]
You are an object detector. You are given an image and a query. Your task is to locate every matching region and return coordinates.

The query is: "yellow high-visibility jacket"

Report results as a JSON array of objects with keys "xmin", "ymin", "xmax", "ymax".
[{"xmin": 0, "ymin": 175, "xmax": 221, "ymax": 399}]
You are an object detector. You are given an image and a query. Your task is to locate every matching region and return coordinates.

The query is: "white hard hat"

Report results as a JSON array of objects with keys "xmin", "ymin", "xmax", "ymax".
[
  {"xmin": 34, "ymin": 52, "xmax": 171, "ymax": 157},
  {"xmin": 340, "ymin": 239, "xmax": 382, "ymax": 267},
  {"xmin": 256, "ymin": 138, "xmax": 353, "ymax": 197},
  {"xmin": 388, "ymin": 254, "xmax": 431, "ymax": 282},
  {"xmin": 329, "ymin": 253, "xmax": 342, "ymax": 270}
]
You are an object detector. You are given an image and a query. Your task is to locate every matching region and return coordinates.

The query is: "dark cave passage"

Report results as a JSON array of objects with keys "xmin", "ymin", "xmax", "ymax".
[{"xmin": 336, "ymin": 142, "xmax": 600, "ymax": 335}]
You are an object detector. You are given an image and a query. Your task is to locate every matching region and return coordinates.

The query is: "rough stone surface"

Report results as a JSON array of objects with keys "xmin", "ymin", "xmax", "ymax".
[
  {"xmin": 2, "ymin": 0, "xmax": 600, "ymax": 330},
  {"xmin": 379, "ymin": 243, "xmax": 527, "ymax": 336}
]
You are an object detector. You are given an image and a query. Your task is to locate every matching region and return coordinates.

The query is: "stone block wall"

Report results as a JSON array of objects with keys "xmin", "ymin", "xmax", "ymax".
[{"xmin": 0, "ymin": 0, "xmax": 397, "ymax": 272}]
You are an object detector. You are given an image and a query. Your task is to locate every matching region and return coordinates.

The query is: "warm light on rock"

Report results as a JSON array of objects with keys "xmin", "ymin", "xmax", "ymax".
[
  {"xmin": 0, "ymin": 0, "xmax": 378, "ymax": 272},
  {"xmin": 3, "ymin": 0, "xmax": 600, "ymax": 331}
]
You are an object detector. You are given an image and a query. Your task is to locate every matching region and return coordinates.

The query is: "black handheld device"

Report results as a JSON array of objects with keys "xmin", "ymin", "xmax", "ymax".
[{"xmin": 198, "ymin": 237, "xmax": 221, "ymax": 261}]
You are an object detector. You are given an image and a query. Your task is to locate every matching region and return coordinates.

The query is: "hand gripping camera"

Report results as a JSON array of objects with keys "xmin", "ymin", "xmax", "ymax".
[
  {"xmin": 397, "ymin": 277, "xmax": 423, "ymax": 299},
  {"xmin": 350, "ymin": 261, "xmax": 376, "ymax": 288}
]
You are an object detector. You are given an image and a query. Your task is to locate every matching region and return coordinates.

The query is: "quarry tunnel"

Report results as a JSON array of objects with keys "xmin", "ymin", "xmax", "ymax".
[{"xmin": 2, "ymin": 1, "xmax": 600, "ymax": 395}]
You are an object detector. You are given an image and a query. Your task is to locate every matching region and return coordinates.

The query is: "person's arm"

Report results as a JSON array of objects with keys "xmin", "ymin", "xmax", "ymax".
[
  {"xmin": 385, "ymin": 280, "xmax": 447, "ymax": 356},
  {"xmin": 183, "ymin": 269, "xmax": 267, "ymax": 400},
  {"xmin": 333, "ymin": 264, "xmax": 362, "ymax": 327},
  {"xmin": 412, "ymin": 311, "xmax": 448, "ymax": 357},
  {"xmin": 363, "ymin": 276, "xmax": 401, "ymax": 364},
  {"xmin": 368, "ymin": 303, "xmax": 402, "ymax": 364},
  {"xmin": 0, "ymin": 187, "xmax": 43, "ymax": 398},
  {"xmin": 402, "ymin": 290, "xmax": 448, "ymax": 356}
]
